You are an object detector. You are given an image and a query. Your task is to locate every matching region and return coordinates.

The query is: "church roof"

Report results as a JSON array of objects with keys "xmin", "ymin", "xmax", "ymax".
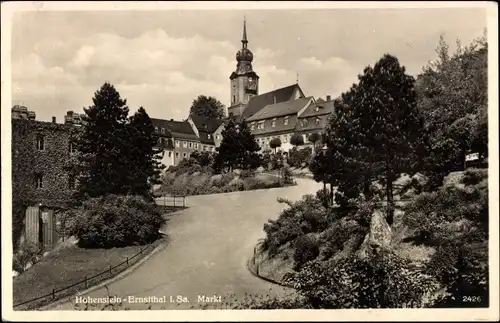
[
  {"xmin": 240, "ymin": 83, "xmax": 305, "ymax": 121},
  {"xmin": 246, "ymin": 96, "xmax": 314, "ymax": 122}
]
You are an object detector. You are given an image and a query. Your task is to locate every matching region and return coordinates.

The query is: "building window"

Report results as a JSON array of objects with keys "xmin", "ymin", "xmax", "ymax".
[
  {"xmin": 35, "ymin": 173, "xmax": 43, "ymax": 189},
  {"xmin": 284, "ymin": 117, "xmax": 289, "ymax": 125},
  {"xmin": 257, "ymin": 122, "xmax": 264, "ymax": 130},
  {"xmin": 316, "ymin": 117, "xmax": 321, "ymax": 125},
  {"xmin": 69, "ymin": 141, "xmax": 76, "ymax": 153},
  {"xmin": 183, "ymin": 152, "xmax": 187, "ymax": 158},
  {"xmin": 68, "ymin": 174, "xmax": 76, "ymax": 189},
  {"xmin": 37, "ymin": 135, "xmax": 45, "ymax": 150},
  {"xmin": 302, "ymin": 119, "xmax": 309, "ymax": 127},
  {"xmin": 216, "ymin": 135, "xmax": 220, "ymax": 140},
  {"xmin": 161, "ymin": 128, "xmax": 165, "ymax": 133},
  {"xmin": 251, "ymin": 124, "xmax": 255, "ymax": 131},
  {"xmin": 189, "ymin": 142, "xmax": 192, "ymax": 148},
  {"xmin": 183, "ymin": 141, "xmax": 187, "ymax": 148},
  {"xmin": 271, "ymin": 119, "xmax": 276, "ymax": 128},
  {"xmin": 195, "ymin": 143, "xmax": 198, "ymax": 149},
  {"xmin": 208, "ymin": 134, "xmax": 211, "ymax": 139},
  {"xmin": 175, "ymin": 140, "xmax": 180, "ymax": 147},
  {"xmin": 175, "ymin": 152, "xmax": 180, "ymax": 158},
  {"xmin": 155, "ymin": 126, "xmax": 159, "ymax": 132},
  {"xmin": 168, "ymin": 151, "xmax": 172, "ymax": 157},
  {"xmin": 233, "ymin": 95, "xmax": 236, "ymax": 103}
]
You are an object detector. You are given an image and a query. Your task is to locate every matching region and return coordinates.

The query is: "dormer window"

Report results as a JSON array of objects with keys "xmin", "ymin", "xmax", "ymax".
[
  {"xmin": 316, "ymin": 117, "xmax": 321, "ymax": 125},
  {"xmin": 271, "ymin": 119, "xmax": 277, "ymax": 128},
  {"xmin": 155, "ymin": 126, "xmax": 159, "ymax": 132},
  {"xmin": 284, "ymin": 117, "xmax": 289, "ymax": 125},
  {"xmin": 315, "ymin": 106, "xmax": 320, "ymax": 112},
  {"xmin": 208, "ymin": 134, "xmax": 211, "ymax": 139}
]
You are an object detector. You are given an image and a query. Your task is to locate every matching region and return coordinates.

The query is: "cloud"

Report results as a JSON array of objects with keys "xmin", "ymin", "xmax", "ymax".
[{"xmin": 11, "ymin": 9, "xmax": 487, "ymax": 122}]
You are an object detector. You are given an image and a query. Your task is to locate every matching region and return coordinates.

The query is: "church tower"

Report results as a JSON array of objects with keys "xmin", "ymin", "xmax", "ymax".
[{"xmin": 227, "ymin": 18, "xmax": 259, "ymax": 117}]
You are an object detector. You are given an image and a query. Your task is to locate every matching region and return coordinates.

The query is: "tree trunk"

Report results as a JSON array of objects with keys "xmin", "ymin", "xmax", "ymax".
[
  {"xmin": 323, "ymin": 181, "xmax": 328, "ymax": 208},
  {"xmin": 386, "ymin": 173, "xmax": 394, "ymax": 226},
  {"xmin": 363, "ymin": 176, "xmax": 372, "ymax": 200},
  {"xmin": 329, "ymin": 182, "xmax": 334, "ymax": 206}
]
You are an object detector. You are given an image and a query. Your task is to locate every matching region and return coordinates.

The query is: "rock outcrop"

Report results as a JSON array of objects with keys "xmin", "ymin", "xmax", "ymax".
[{"xmin": 358, "ymin": 209, "xmax": 393, "ymax": 259}]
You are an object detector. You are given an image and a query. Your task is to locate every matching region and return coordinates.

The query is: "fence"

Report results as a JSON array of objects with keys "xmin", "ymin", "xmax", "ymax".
[
  {"xmin": 13, "ymin": 243, "xmax": 155, "ymax": 309},
  {"xmin": 155, "ymin": 195, "xmax": 187, "ymax": 209}
]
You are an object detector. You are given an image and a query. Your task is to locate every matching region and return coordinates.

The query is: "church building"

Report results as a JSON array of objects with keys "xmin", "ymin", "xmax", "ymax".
[{"xmin": 224, "ymin": 19, "xmax": 313, "ymax": 152}]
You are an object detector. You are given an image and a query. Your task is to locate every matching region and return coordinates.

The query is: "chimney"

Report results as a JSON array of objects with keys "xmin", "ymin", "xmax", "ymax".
[
  {"xmin": 326, "ymin": 95, "xmax": 331, "ymax": 101},
  {"xmin": 52, "ymin": 116, "xmax": 56, "ymax": 123}
]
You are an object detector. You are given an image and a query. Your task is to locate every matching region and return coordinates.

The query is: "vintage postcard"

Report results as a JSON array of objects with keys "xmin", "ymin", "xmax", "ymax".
[{"xmin": 2, "ymin": 1, "xmax": 498, "ymax": 321}]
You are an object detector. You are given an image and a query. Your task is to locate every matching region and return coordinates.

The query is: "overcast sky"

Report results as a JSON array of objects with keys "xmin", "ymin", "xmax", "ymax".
[{"xmin": 11, "ymin": 6, "xmax": 487, "ymax": 122}]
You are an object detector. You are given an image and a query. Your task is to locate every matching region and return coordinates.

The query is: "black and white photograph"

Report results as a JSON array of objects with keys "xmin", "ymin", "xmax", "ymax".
[{"xmin": 2, "ymin": 1, "xmax": 498, "ymax": 321}]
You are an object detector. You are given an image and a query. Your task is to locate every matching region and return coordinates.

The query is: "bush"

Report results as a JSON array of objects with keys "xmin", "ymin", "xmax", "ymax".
[
  {"xmin": 461, "ymin": 168, "xmax": 488, "ymax": 186},
  {"xmin": 263, "ymin": 195, "xmax": 327, "ymax": 256},
  {"xmin": 13, "ymin": 241, "xmax": 45, "ymax": 274},
  {"xmin": 270, "ymin": 151, "xmax": 284, "ymax": 170},
  {"xmin": 240, "ymin": 169, "xmax": 255, "ymax": 179},
  {"xmin": 286, "ymin": 252, "xmax": 439, "ymax": 308},
  {"xmin": 293, "ymin": 234, "xmax": 319, "ymax": 270},
  {"xmin": 68, "ymin": 195, "xmax": 165, "ymax": 248},
  {"xmin": 288, "ymin": 147, "xmax": 312, "ymax": 168},
  {"xmin": 403, "ymin": 175, "xmax": 488, "ymax": 243},
  {"xmin": 282, "ymin": 165, "xmax": 294, "ymax": 184},
  {"xmin": 403, "ymin": 170, "xmax": 488, "ymax": 307}
]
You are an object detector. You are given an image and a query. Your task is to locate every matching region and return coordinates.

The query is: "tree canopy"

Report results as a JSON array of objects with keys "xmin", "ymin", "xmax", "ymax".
[
  {"xmin": 76, "ymin": 83, "xmax": 163, "ymax": 200},
  {"xmin": 189, "ymin": 95, "xmax": 226, "ymax": 120},
  {"xmin": 311, "ymin": 54, "xmax": 425, "ymax": 221},
  {"xmin": 290, "ymin": 133, "xmax": 304, "ymax": 147},
  {"xmin": 214, "ymin": 119, "xmax": 260, "ymax": 172},
  {"xmin": 415, "ymin": 34, "xmax": 488, "ymax": 188},
  {"xmin": 270, "ymin": 138, "xmax": 282, "ymax": 153}
]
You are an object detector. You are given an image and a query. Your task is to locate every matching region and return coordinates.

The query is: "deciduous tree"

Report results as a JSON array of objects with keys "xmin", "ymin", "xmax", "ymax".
[
  {"xmin": 270, "ymin": 138, "xmax": 282, "ymax": 153},
  {"xmin": 189, "ymin": 95, "xmax": 226, "ymax": 120},
  {"xmin": 290, "ymin": 133, "xmax": 304, "ymax": 147}
]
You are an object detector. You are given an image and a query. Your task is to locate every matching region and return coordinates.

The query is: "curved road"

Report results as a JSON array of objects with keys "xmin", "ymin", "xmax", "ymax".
[{"xmin": 50, "ymin": 178, "xmax": 322, "ymax": 310}]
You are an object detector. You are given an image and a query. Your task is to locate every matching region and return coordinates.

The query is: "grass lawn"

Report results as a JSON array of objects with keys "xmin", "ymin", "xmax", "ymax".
[{"xmin": 13, "ymin": 237, "xmax": 165, "ymax": 310}]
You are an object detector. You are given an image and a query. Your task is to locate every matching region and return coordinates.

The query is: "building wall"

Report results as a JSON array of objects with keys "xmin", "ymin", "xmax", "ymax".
[
  {"xmin": 248, "ymin": 114, "xmax": 298, "ymax": 137},
  {"xmin": 213, "ymin": 125, "xmax": 224, "ymax": 148},
  {"xmin": 255, "ymin": 132, "xmax": 295, "ymax": 152},
  {"xmin": 227, "ymin": 103, "xmax": 247, "ymax": 117},
  {"xmin": 12, "ymin": 118, "xmax": 79, "ymax": 208},
  {"xmin": 172, "ymin": 137, "xmax": 201, "ymax": 166}
]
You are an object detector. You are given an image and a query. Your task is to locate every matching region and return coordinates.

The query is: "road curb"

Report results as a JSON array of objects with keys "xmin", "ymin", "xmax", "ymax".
[
  {"xmin": 40, "ymin": 239, "xmax": 168, "ymax": 311},
  {"xmin": 246, "ymin": 243, "xmax": 294, "ymax": 288}
]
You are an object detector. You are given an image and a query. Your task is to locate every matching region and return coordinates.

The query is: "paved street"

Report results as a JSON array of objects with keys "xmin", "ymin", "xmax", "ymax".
[{"xmin": 49, "ymin": 178, "xmax": 322, "ymax": 310}]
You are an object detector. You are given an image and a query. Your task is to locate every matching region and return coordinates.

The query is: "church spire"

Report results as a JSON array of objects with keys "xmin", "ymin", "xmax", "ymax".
[{"xmin": 242, "ymin": 17, "xmax": 248, "ymax": 48}]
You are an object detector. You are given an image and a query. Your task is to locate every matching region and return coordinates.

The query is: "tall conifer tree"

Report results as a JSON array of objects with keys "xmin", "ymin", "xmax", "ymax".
[{"xmin": 76, "ymin": 83, "xmax": 130, "ymax": 199}]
